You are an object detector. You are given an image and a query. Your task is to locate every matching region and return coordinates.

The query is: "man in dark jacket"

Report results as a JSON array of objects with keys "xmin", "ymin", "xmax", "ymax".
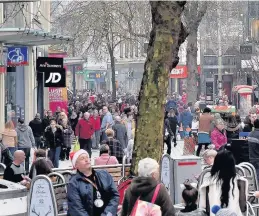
[
  {"xmin": 248, "ymin": 119, "xmax": 259, "ymax": 181},
  {"xmin": 67, "ymin": 149, "xmax": 119, "ymax": 216},
  {"xmin": 112, "ymin": 116, "xmax": 128, "ymax": 150},
  {"xmin": 29, "ymin": 113, "xmax": 43, "ymax": 149}
]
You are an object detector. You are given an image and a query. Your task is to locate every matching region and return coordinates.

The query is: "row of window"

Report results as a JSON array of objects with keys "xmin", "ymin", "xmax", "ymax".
[{"xmin": 204, "ymin": 56, "xmax": 238, "ymax": 66}]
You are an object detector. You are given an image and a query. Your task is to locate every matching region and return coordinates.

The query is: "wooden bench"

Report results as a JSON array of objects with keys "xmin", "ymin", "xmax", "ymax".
[
  {"xmin": 52, "ymin": 162, "xmax": 131, "ymax": 185},
  {"xmin": 95, "ymin": 167, "xmax": 122, "ymax": 184}
]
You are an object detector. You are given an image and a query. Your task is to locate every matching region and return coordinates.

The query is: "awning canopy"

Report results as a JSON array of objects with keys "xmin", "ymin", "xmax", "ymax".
[{"xmin": 0, "ymin": 28, "xmax": 73, "ymax": 46}]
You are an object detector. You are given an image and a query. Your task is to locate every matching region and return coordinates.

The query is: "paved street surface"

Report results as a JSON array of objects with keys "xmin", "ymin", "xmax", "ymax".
[{"xmin": 58, "ymin": 140, "xmax": 185, "ymax": 169}]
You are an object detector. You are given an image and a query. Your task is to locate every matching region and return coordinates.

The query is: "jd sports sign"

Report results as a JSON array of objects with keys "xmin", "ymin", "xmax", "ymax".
[
  {"xmin": 44, "ymin": 69, "xmax": 66, "ymax": 87},
  {"xmin": 37, "ymin": 57, "xmax": 66, "ymax": 87}
]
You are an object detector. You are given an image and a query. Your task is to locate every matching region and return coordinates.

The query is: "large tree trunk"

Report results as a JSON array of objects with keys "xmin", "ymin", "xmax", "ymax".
[
  {"xmin": 186, "ymin": 29, "xmax": 198, "ymax": 104},
  {"xmin": 131, "ymin": 1, "xmax": 187, "ymax": 174},
  {"xmin": 111, "ymin": 55, "xmax": 116, "ymax": 100},
  {"xmin": 108, "ymin": 45, "xmax": 116, "ymax": 100}
]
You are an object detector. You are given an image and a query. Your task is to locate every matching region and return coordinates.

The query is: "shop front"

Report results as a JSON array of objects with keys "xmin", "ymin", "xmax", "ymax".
[{"xmin": 0, "ymin": 29, "xmax": 72, "ymax": 129}]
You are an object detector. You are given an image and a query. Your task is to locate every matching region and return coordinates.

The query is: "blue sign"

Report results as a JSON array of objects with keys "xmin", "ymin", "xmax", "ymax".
[{"xmin": 7, "ymin": 47, "xmax": 29, "ymax": 66}]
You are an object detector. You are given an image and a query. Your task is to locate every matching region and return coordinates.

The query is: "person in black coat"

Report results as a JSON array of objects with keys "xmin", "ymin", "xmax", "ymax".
[
  {"xmin": 29, "ymin": 113, "xmax": 44, "ymax": 149},
  {"xmin": 44, "ymin": 120, "xmax": 64, "ymax": 168},
  {"xmin": 42, "ymin": 110, "xmax": 55, "ymax": 130},
  {"xmin": 167, "ymin": 109, "xmax": 179, "ymax": 147}
]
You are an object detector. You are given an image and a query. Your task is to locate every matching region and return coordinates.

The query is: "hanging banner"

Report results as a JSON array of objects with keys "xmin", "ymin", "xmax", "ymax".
[
  {"xmin": 49, "ymin": 87, "xmax": 68, "ymax": 114},
  {"xmin": 48, "ymin": 52, "xmax": 68, "ymax": 113}
]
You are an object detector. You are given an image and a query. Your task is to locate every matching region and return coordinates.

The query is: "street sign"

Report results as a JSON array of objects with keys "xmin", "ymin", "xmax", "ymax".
[
  {"xmin": 44, "ymin": 69, "xmax": 66, "ymax": 87},
  {"xmin": 7, "ymin": 47, "xmax": 29, "ymax": 66},
  {"xmin": 37, "ymin": 57, "xmax": 63, "ymax": 72},
  {"xmin": 240, "ymin": 45, "xmax": 253, "ymax": 55},
  {"xmin": 89, "ymin": 72, "xmax": 102, "ymax": 79}
]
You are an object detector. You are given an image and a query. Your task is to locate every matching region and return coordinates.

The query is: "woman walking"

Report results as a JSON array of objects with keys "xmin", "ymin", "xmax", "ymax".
[
  {"xmin": 196, "ymin": 108, "xmax": 214, "ymax": 156},
  {"xmin": 60, "ymin": 119, "xmax": 73, "ymax": 161},
  {"xmin": 1, "ymin": 121, "xmax": 17, "ymax": 156},
  {"xmin": 44, "ymin": 120, "xmax": 64, "ymax": 168}
]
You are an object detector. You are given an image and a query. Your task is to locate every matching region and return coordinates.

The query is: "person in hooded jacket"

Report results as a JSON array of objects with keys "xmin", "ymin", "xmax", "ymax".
[
  {"xmin": 16, "ymin": 118, "xmax": 35, "ymax": 174},
  {"xmin": 29, "ymin": 113, "xmax": 43, "ymax": 149},
  {"xmin": 44, "ymin": 120, "xmax": 64, "ymax": 168},
  {"xmin": 121, "ymin": 158, "xmax": 175, "ymax": 216}
]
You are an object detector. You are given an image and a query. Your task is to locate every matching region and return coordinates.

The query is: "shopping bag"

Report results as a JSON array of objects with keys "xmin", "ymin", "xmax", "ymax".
[
  {"xmin": 183, "ymin": 137, "xmax": 195, "ymax": 155},
  {"xmin": 73, "ymin": 138, "xmax": 80, "ymax": 152}
]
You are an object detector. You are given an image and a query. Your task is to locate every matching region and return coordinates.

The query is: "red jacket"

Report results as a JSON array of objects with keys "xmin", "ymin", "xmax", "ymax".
[
  {"xmin": 90, "ymin": 116, "xmax": 101, "ymax": 131},
  {"xmin": 75, "ymin": 118, "xmax": 94, "ymax": 139}
]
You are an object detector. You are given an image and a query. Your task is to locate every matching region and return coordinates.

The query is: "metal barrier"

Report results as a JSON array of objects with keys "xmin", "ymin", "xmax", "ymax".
[
  {"xmin": 52, "ymin": 163, "xmax": 131, "ymax": 173},
  {"xmin": 52, "ymin": 162, "xmax": 131, "ymax": 184},
  {"xmin": 239, "ymin": 162, "xmax": 259, "ymax": 215},
  {"xmin": 48, "ymin": 172, "xmax": 66, "ymax": 185}
]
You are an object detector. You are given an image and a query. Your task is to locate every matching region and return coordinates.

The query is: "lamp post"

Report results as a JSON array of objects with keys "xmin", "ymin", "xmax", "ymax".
[
  {"xmin": 72, "ymin": 40, "xmax": 76, "ymax": 101},
  {"xmin": 217, "ymin": 1, "xmax": 223, "ymax": 98}
]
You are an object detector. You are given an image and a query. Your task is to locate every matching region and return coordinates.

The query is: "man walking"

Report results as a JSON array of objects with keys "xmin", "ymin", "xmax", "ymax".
[
  {"xmin": 16, "ymin": 118, "xmax": 35, "ymax": 174},
  {"xmin": 42, "ymin": 110, "xmax": 54, "ymax": 130},
  {"xmin": 112, "ymin": 116, "xmax": 128, "ymax": 150},
  {"xmin": 29, "ymin": 113, "xmax": 43, "ymax": 149},
  {"xmin": 101, "ymin": 106, "xmax": 113, "ymax": 142},
  {"xmin": 75, "ymin": 112, "xmax": 95, "ymax": 157}
]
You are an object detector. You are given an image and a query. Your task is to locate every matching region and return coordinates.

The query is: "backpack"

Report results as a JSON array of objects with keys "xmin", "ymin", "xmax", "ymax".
[{"xmin": 130, "ymin": 184, "xmax": 162, "ymax": 216}]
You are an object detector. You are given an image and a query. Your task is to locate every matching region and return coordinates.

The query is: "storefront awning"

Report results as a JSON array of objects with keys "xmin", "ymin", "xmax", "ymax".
[{"xmin": 0, "ymin": 28, "xmax": 73, "ymax": 46}]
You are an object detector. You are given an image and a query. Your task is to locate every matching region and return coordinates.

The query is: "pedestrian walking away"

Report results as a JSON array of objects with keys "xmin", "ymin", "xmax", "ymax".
[{"xmin": 75, "ymin": 112, "xmax": 95, "ymax": 157}]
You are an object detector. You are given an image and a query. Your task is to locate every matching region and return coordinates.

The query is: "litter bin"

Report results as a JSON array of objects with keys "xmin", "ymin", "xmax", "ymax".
[
  {"xmin": 0, "ymin": 179, "xmax": 27, "ymax": 216},
  {"xmin": 160, "ymin": 154, "xmax": 202, "ymax": 204}
]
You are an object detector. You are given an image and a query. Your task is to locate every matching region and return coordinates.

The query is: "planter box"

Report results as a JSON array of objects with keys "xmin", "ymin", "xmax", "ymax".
[{"xmin": 0, "ymin": 179, "xmax": 27, "ymax": 216}]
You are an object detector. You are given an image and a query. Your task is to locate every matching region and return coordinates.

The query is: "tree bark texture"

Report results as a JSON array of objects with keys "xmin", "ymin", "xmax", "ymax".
[
  {"xmin": 130, "ymin": 1, "xmax": 187, "ymax": 174},
  {"xmin": 108, "ymin": 44, "xmax": 117, "ymax": 100},
  {"xmin": 186, "ymin": 29, "xmax": 198, "ymax": 104}
]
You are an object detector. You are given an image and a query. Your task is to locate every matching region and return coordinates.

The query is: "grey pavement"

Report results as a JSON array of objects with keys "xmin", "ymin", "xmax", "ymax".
[
  {"xmin": 27, "ymin": 139, "xmax": 185, "ymax": 170},
  {"xmin": 58, "ymin": 140, "xmax": 185, "ymax": 169}
]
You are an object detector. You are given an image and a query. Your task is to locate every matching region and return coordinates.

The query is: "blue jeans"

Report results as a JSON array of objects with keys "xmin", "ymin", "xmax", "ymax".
[
  {"xmin": 8, "ymin": 147, "xmax": 17, "ymax": 156},
  {"xmin": 48, "ymin": 146, "xmax": 61, "ymax": 168}
]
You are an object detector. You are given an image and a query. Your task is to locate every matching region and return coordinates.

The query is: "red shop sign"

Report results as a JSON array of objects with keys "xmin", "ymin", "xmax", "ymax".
[
  {"xmin": 169, "ymin": 65, "xmax": 201, "ymax": 79},
  {"xmin": 170, "ymin": 65, "xmax": 188, "ymax": 78}
]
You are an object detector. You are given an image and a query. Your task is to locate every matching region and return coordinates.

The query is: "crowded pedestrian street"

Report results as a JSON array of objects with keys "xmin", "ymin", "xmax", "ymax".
[{"xmin": 2, "ymin": 1, "xmax": 259, "ymax": 216}]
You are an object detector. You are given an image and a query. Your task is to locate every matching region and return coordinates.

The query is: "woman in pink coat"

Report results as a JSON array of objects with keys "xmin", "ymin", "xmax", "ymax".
[
  {"xmin": 94, "ymin": 144, "xmax": 118, "ymax": 165},
  {"xmin": 211, "ymin": 119, "xmax": 227, "ymax": 150}
]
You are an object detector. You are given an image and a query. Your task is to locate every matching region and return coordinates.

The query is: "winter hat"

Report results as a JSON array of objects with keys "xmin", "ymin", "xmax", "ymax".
[
  {"xmin": 71, "ymin": 149, "xmax": 89, "ymax": 168},
  {"xmin": 212, "ymin": 205, "xmax": 237, "ymax": 216}
]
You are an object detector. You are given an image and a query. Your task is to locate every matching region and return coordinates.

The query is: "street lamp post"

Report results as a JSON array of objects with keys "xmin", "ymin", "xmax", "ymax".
[
  {"xmin": 217, "ymin": 1, "xmax": 223, "ymax": 98},
  {"xmin": 72, "ymin": 41, "xmax": 76, "ymax": 101}
]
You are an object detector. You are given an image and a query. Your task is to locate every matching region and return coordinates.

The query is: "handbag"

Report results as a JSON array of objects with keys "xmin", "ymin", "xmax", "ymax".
[
  {"xmin": 73, "ymin": 138, "xmax": 80, "ymax": 152},
  {"xmin": 130, "ymin": 184, "xmax": 162, "ymax": 216}
]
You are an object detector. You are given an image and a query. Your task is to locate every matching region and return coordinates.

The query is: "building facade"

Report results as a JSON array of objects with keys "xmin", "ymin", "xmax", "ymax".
[{"xmin": 0, "ymin": 1, "xmax": 71, "ymax": 130}]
